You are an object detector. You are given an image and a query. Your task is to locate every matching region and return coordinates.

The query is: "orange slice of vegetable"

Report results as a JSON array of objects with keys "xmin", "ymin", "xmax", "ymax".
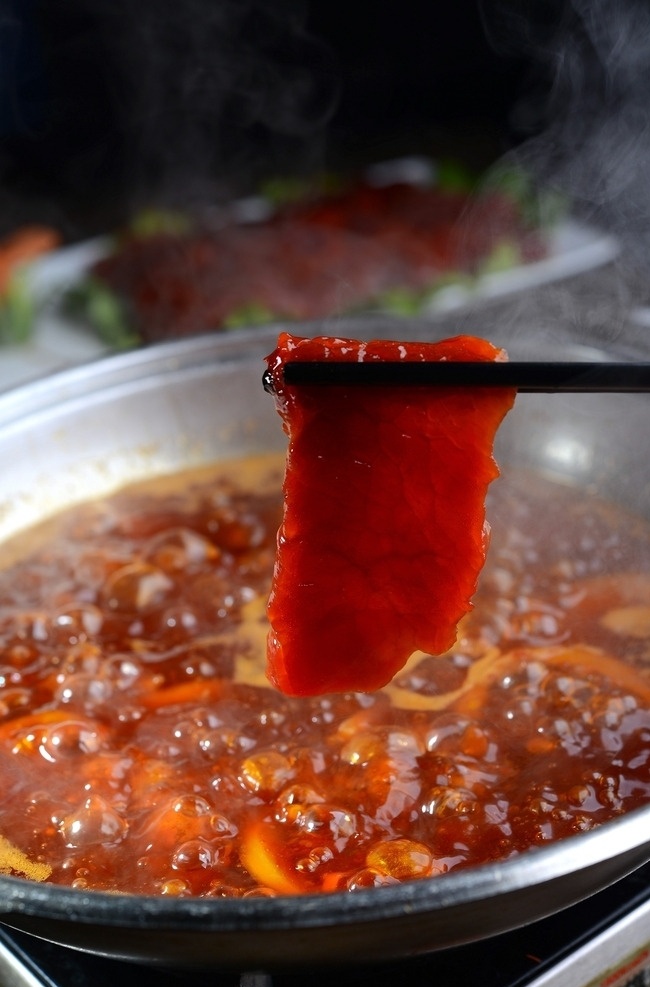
[{"xmin": 240, "ymin": 821, "xmax": 311, "ymax": 895}]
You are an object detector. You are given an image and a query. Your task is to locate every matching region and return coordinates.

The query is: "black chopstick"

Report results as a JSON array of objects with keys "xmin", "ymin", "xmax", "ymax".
[{"xmin": 274, "ymin": 361, "xmax": 650, "ymax": 393}]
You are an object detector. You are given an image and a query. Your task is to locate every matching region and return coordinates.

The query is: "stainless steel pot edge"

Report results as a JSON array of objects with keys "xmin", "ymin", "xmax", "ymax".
[
  {"xmin": 0, "ymin": 320, "xmax": 649, "ymax": 964},
  {"xmin": 0, "ymin": 802, "xmax": 649, "ymax": 932}
]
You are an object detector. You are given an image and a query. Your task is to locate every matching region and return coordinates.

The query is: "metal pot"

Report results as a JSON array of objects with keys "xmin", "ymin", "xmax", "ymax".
[{"xmin": 0, "ymin": 317, "xmax": 649, "ymax": 970}]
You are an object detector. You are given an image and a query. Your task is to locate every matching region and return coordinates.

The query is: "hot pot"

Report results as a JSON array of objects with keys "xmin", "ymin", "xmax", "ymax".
[{"xmin": 0, "ymin": 316, "xmax": 649, "ymax": 970}]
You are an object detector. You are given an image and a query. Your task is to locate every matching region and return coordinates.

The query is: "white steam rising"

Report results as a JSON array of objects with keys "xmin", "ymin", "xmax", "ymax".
[
  {"xmin": 99, "ymin": 0, "xmax": 339, "ymax": 209},
  {"xmin": 484, "ymin": 0, "xmax": 650, "ymax": 261}
]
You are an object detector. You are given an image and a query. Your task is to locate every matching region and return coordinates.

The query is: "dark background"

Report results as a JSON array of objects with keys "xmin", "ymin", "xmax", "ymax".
[
  {"xmin": 0, "ymin": 0, "xmax": 554, "ymax": 237},
  {"xmin": 0, "ymin": 0, "xmax": 638, "ymax": 246}
]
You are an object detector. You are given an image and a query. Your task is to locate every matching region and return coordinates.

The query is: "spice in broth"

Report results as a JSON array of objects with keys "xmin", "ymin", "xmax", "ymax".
[{"xmin": 0, "ymin": 455, "xmax": 649, "ymax": 896}]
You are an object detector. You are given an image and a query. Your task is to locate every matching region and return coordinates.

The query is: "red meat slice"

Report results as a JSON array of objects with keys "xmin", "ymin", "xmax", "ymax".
[{"xmin": 264, "ymin": 332, "xmax": 516, "ymax": 696}]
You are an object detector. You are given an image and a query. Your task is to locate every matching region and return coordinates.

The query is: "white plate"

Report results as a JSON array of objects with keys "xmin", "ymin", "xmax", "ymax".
[
  {"xmin": 0, "ymin": 220, "xmax": 619, "ymax": 394},
  {"xmin": 424, "ymin": 218, "xmax": 619, "ymax": 312}
]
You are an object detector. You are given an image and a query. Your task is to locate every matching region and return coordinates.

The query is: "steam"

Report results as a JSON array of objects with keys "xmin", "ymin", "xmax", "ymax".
[
  {"xmin": 101, "ymin": 0, "xmax": 340, "ymax": 211},
  {"xmin": 482, "ymin": 0, "xmax": 650, "ymax": 261}
]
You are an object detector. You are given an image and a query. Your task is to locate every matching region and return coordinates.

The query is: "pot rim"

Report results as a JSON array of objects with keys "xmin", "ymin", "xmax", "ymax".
[
  {"xmin": 0, "ymin": 803, "xmax": 649, "ymax": 930},
  {"xmin": 0, "ymin": 321, "xmax": 649, "ymax": 946}
]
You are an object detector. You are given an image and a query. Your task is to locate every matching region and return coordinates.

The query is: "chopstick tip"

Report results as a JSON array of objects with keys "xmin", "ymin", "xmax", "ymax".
[{"xmin": 262, "ymin": 368, "xmax": 277, "ymax": 395}]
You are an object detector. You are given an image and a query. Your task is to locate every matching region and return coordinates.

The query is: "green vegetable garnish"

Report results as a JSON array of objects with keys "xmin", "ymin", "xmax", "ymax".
[
  {"xmin": 127, "ymin": 209, "xmax": 193, "ymax": 240},
  {"xmin": 64, "ymin": 278, "xmax": 140, "ymax": 349},
  {"xmin": 478, "ymin": 240, "xmax": 522, "ymax": 275},
  {"xmin": 0, "ymin": 274, "xmax": 36, "ymax": 344},
  {"xmin": 223, "ymin": 302, "xmax": 279, "ymax": 329},
  {"xmin": 482, "ymin": 164, "xmax": 568, "ymax": 229},
  {"xmin": 435, "ymin": 158, "xmax": 478, "ymax": 193},
  {"xmin": 260, "ymin": 173, "xmax": 344, "ymax": 208}
]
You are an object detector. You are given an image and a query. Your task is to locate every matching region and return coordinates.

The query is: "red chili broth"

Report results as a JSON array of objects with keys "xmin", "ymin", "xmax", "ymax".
[{"xmin": 0, "ymin": 454, "xmax": 649, "ymax": 897}]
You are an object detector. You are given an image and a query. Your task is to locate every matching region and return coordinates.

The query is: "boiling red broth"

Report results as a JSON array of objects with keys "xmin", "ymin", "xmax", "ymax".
[{"xmin": 0, "ymin": 456, "xmax": 649, "ymax": 897}]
